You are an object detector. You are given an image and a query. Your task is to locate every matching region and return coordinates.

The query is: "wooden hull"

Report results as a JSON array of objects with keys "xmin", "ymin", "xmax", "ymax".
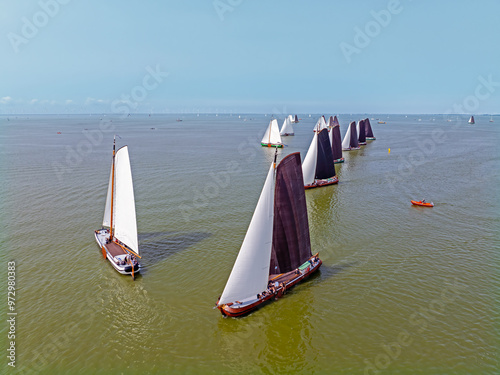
[
  {"xmin": 342, "ymin": 146, "xmax": 361, "ymax": 151},
  {"xmin": 304, "ymin": 177, "xmax": 339, "ymax": 190},
  {"xmin": 334, "ymin": 158, "xmax": 345, "ymax": 164},
  {"xmin": 280, "ymin": 133, "xmax": 294, "ymax": 136},
  {"xmin": 366, "ymin": 137, "xmax": 376, "ymax": 140},
  {"xmin": 359, "ymin": 142, "xmax": 367, "ymax": 145},
  {"xmin": 218, "ymin": 254, "xmax": 322, "ymax": 317},
  {"xmin": 261, "ymin": 143, "xmax": 283, "ymax": 148},
  {"xmin": 411, "ymin": 200, "xmax": 434, "ymax": 207}
]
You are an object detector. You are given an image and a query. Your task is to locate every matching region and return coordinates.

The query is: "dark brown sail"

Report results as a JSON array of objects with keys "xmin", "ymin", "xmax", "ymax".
[
  {"xmin": 270, "ymin": 153, "xmax": 312, "ymax": 274},
  {"xmin": 349, "ymin": 121, "xmax": 359, "ymax": 148},
  {"xmin": 358, "ymin": 120, "xmax": 366, "ymax": 144},
  {"xmin": 315, "ymin": 128, "xmax": 336, "ymax": 179},
  {"xmin": 365, "ymin": 118, "xmax": 375, "ymax": 138},
  {"xmin": 332, "ymin": 125, "xmax": 343, "ymax": 160}
]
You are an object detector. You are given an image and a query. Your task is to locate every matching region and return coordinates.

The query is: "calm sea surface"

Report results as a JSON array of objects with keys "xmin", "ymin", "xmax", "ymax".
[{"xmin": 1, "ymin": 114, "xmax": 499, "ymax": 374}]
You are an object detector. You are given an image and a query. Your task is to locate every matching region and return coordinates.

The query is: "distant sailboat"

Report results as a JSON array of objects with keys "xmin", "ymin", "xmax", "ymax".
[
  {"xmin": 261, "ymin": 119, "xmax": 283, "ymax": 148},
  {"xmin": 313, "ymin": 116, "xmax": 328, "ymax": 133},
  {"xmin": 292, "ymin": 115, "xmax": 299, "ymax": 123},
  {"xmin": 302, "ymin": 129, "xmax": 339, "ymax": 189},
  {"xmin": 364, "ymin": 118, "xmax": 376, "ymax": 140},
  {"xmin": 342, "ymin": 121, "xmax": 360, "ymax": 151},
  {"xmin": 94, "ymin": 136, "xmax": 141, "ymax": 279},
  {"xmin": 490, "ymin": 116, "xmax": 494, "ymax": 122},
  {"xmin": 329, "ymin": 124, "xmax": 344, "ymax": 163},
  {"xmin": 327, "ymin": 116, "xmax": 334, "ymax": 128},
  {"xmin": 280, "ymin": 116, "xmax": 294, "ymax": 136},
  {"xmin": 468, "ymin": 116, "xmax": 475, "ymax": 124},
  {"xmin": 356, "ymin": 120, "xmax": 367, "ymax": 145},
  {"xmin": 216, "ymin": 151, "xmax": 322, "ymax": 317}
]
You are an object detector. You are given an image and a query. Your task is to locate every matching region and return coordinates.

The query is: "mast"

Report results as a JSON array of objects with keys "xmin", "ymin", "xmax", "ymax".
[{"xmin": 109, "ymin": 135, "xmax": 116, "ymax": 241}]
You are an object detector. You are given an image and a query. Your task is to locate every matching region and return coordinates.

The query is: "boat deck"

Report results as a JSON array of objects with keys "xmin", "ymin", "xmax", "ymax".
[
  {"xmin": 105, "ymin": 241, "xmax": 127, "ymax": 257},
  {"xmin": 269, "ymin": 270, "xmax": 298, "ymax": 285}
]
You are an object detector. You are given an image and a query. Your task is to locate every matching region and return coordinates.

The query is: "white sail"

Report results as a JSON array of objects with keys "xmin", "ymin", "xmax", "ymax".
[
  {"xmin": 287, "ymin": 115, "xmax": 294, "ymax": 123},
  {"xmin": 102, "ymin": 163, "xmax": 113, "ymax": 227},
  {"xmin": 113, "ymin": 146, "xmax": 139, "ymax": 255},
  {"xmin": 302, "ymin": 133, "xmax": 318, "ymax": 186},
  {"xmin": 280, "ymin": 116, "xmax": 294, "ymax": 135},
  {"xmin": 219, "ymin": 162, "xmax": 275, "ymax": 305},
  {"xmin": 313, "ymin": 116, "xmax": 327, "ymax": 132},
  {"xmin": 356, "ymin": 121, "xmax": 360, "ymax": 136},
  {"xmin": 261, "ymin": 119, "xmax": 282, "ymax": 145},
  {"xmin": 342, "ymin": 124, "xmax": 352, "ymax": 150}
]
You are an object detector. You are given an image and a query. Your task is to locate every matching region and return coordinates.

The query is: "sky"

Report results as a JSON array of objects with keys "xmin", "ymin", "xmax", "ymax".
[{"xmin": 0, "ymin": 0, "xmax": 499, "ymax": 114}]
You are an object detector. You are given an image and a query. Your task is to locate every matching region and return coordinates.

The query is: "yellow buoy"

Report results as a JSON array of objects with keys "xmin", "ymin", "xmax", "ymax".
[{"xmin": 388, "ymin": 148, "xmax": 391, "ymax": 154}]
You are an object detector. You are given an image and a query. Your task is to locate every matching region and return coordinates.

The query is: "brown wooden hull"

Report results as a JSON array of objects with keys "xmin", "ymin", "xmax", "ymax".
[{"xmin": 218, "ymin": 254, "xmax": 322, "ymax": 317}]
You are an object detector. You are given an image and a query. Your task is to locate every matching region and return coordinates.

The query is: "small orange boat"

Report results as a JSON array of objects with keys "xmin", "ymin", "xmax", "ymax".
[{"xmin": 411, "ymin": 200, "xmax": 434, "ymax": 207}]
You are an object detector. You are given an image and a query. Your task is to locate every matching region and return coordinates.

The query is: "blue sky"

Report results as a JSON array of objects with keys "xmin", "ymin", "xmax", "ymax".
[{"xmin": 1, "ymin": 0, "xmax": 499, "ymax": 114}]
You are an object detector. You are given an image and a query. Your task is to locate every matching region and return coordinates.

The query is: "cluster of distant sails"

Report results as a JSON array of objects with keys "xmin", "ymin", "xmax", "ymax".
[
  {"xmin": 260, "ymin": 115, "xmax": 376, "ymax": 190},
  {"xmin": 215, "ymin": 115, "xmax": 378, "ymax": 317},
  {"xmin": 95, "ymin": 115, "xmax": 376, "ymax": 318}
]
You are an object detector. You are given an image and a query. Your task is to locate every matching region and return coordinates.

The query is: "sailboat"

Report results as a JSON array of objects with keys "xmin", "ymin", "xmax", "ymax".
[
  {"xmin": 216, "ymin": 151, "xmax": 321, "ymax": 317},
  {"xmin": 490, "ymin": 116, "xmax": 494, "ymax": 122},
  {"xmin": 313, "ymin": 116, "xmax": 328, "ymax": 133},
  {"xmin": 342, "ymin": 121, "xmax": 360, "ymax": 151},
  {"xmin": 280, "ymin": 116, "xmax": 294, "ymax": 136},
  {"xmin": 302, "ymin": 129, "xmax": 339, "ymax": 189},
  {"xmin": 330, "ymin": 123, "xmax": 344, "ymax": 163},
  {"xmin": 261, "ymin": 119, "xmax": 283, "ymax": 148},
  {"xmin": 327, "ymin": 116, "xmax": 334, "ymax": 128},
  {"xmin": 292, "ymin": 115, "xmax": 299, "ymax": 123},
  {"xmin": 468, "ymin": 116, "xmax": 475, "ymax": 124},
  {"xmin": 356, "ymin": 120, "xmax": 367, "ymax": 145},
  {"xmin": 94, "ymin": 136, "xmax": 141, "ymax": 279},
  {"xmin": 364, "ymin": 118, "xmax": 376, "ymax": 140}
]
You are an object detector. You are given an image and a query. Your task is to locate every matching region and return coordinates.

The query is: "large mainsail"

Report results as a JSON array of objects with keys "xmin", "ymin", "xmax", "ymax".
[
  {"xmin": 302, "ymin": 133, "xmax": 318, "ymax": 186},
  {"xmin": 333, "ymin": 115, "xmax": 340, "ymax": 127},
  {"xmin": 365, "ymin": 118, "xmax": 375, "ymax": 139},
  {"xmin": 219, "ymin": 162, "xmax": 275, "ymax": 305},
  {"xmin": 357, "ymin": 119, "xmax": 366, "ymax": 144},
  {"xmin": 315, "ymin": 129, "xmax": 336, "ymax": 179},
  {"xmin": 331, "ymin": 125, "xmax": 343, "ymax": 160},
  {"xmin": 113, "ymin": 146, "xmax": 139, "ymax": 255},
  {"xmin": 350, "ymin": 121, "xmax": 359, "ymax": 148},
  {"xmin": 262, "ymin": 119, "xmax": 282, "ymax": 145},
  {"xmin": 270, "ymin": 153, "xmax": 312, "ymax": 274}
]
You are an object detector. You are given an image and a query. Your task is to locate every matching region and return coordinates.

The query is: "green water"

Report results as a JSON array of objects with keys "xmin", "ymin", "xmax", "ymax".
[{"xmin": 1, "ymin": 114, "xmax": 499, "ymax": 374}]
